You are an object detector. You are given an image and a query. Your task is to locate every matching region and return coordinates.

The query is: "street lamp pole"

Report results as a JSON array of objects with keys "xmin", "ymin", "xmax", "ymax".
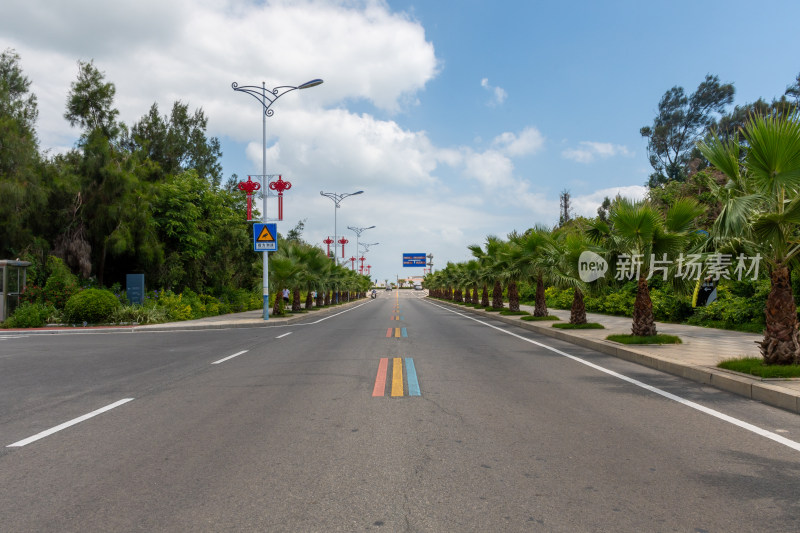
[
  {"xmin": 348, "ymin": 225, "xmax": 375, "ymax": 272},
  {"xmin": 320, "ymin": 191, "xmax": 364, "ymax": 265},
  {"xmin": 232, "ymin": 78, "xmax": 322, "ymax": 320}
]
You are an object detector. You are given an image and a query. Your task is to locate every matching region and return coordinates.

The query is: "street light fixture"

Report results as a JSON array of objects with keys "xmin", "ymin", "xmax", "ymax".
[
  {"xmin": 232, "ymin": 78, "xmax": 323, "ymax": 320},
  {"xmin": 348, "ymin": 225, "xmax": 375, "ymax": 272},
  {"xmin": 320, "ymin": 191, "xmax": 364, "ymax": 265}
]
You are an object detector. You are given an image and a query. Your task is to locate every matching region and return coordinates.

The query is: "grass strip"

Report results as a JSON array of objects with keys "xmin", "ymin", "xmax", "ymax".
[
  {"xmin": 521, "ymin": 315, "xmax": 560, "ymax": 321},
  {"xmin": 499, "ymin": 310, "xmax": 531, "ymax": 316},
  {"xmin": 606, "ymin": 334, "xmax": 682, "ymax": 344},
  {"xmin": 718, "ymin": 357, "xmax": 800, "ymax": 379},
  {"xmin": 552, "ymin": 322, "xmax": 604, "ymax": 329}
]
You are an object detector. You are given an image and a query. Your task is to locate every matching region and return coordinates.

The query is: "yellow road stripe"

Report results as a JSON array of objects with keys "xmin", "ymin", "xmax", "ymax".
[{"xmin": 391, "ymin": 358, "xmax": 404, "ymax": 396}]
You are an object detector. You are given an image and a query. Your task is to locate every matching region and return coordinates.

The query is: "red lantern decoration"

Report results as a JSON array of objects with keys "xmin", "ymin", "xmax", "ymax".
[
  {"xmin": 237, "ymin": 176, "xmax": 261, "ymax": 221},
  {"xmin": 268, "ymin": 175, "xmax": 292, "ymax": 221}
]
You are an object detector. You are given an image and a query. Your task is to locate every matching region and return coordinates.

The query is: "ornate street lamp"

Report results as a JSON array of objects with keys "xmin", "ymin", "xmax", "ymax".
[
  {"xmin": 232, "ymin": 78, "xmax": 323, "ymax": 320},
  {"xmin": 348, "ymin": 225, "xmax": 375, "ymax": 271},
  {"xmin": 320, "ymin": 190, "xmax": 363, "ymax": 264}
]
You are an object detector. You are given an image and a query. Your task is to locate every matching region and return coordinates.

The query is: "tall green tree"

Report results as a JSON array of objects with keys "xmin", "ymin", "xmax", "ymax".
[
  {"xmin": 0, "ymin": 49, "xmax": 47, "ymax": 257},
  {"xmin": 123, "ymin": 101, "xmax": 223, "ymax": 186},
  {"xmin": 594, "ymin": 198, "xmax": 704, "ymax": 336},
  {"xmin": 64, "ymin": 60, "xmax": 119, "ymax": 139},
  {"xmin": 699, "ymin": 113, "xmax": 800, "ymax": 364},
  {"xmin": 641, "ymin": 74, "xmax": 734, "ymax": 187}
]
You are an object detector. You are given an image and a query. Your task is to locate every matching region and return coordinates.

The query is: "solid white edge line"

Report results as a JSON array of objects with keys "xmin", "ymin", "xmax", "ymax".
[
  {"xmin": 211, "ymin": 350, "xmax": 248, "ymax": 365},
  {"xmin": 428, "ymin": 300, "xmax": 800, "ymax": 453},
  {"xmin": 295, "ymin": 300, "xmax": 372, "ymax": 325},
  {"xmin": 276, "ymin": 332, "xmax": 292, "ymax": 339},
  {"xmin": 7, "ymin": 398, "xmax": 134, "ymax": 448}
]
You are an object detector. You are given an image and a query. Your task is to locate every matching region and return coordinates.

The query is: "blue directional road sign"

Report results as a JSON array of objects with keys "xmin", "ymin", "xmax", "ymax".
[
  {"xmin": 253, "ymin": 223, "xmax": 278, "ymax": 252},
  {"xmin": 403, "ymin": 253, "xmax": 426, "ymax": 267}
]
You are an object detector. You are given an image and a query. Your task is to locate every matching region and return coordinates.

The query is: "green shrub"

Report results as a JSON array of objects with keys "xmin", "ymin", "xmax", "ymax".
[
  {"xmin": 64, "ymin": 289, "xmax": 120, "ymax": 324},
  {"xmin": 110, "ymin": 304, "xmax": 167, "ymax": 325},
  {"xmin": 3, "ymin": 302, "xmax": 57, "ymax": 328},
  {"xmin": 156, "ymin": 290, "xmax": 193, "ymax": 321},
  {"xmin": 544, "ymin": 287, "xmax": 574, "ymax": 309}
]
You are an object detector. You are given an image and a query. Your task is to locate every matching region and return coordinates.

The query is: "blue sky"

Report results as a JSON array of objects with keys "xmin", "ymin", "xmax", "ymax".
[{"xmin": 2, "ymin": 0, "xmax": 799, "ymax": 284}]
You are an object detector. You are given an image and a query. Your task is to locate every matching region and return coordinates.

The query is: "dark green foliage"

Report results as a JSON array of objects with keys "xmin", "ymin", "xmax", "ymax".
[
  {"xmin": 2, "ymin": 302, "xmax": 55, "ymax": 328},
  {"xmin": 641, "ymin": 74, "xmax": 734, "ymax": 186},
  {"xmin": 122, "ymin": 101, "xmax": 222, "ymax": 186},
  {"xmin": 718, "ymin": 357, "xmax": 800, "ymax": 378},
  {"xmin": 521, "ymin": 315, "xmax": 560, "ymax": 321},
  {"xmin": 607, "ymin": 334, "xmax": 682, "ymax": 344},
  {"xmin": 552, "ymin": 322, "xmax": 604, "ymax": 329},
  {"xmin": 545, "ymin": 278, "xmax": 765, "ymax": 332},
  {"xmin": 64, "ymin": 288, "xmax": 120, "ymax": 324},
  {"xmin": 499, "ymin": 309, "xmax": 530, "ymax": 316}
]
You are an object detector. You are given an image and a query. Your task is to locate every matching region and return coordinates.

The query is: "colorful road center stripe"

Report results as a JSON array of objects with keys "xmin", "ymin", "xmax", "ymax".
[
  {"xmin": 405, "ymin": 358, "xmax": 420, "ymax": 396},
  {"xmin": 372, "ymin": 357, "xmax": 420, "ymax": 397},
  {"xmin": 391, "ymin": 358, "xmax": 404, "ymax": 397},
  {"xmin": 372, "ymin": 358, "xmax": 389, "ymax": 397}
]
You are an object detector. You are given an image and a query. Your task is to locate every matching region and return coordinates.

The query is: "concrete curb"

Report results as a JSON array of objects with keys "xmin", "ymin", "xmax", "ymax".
[
  {"xmin": 429, "ymin": 298, "xmax": 800, "ymax": 414},
  {"xmin": 5, "ymin": 299, "xmax": 368, "ymax": 335}
]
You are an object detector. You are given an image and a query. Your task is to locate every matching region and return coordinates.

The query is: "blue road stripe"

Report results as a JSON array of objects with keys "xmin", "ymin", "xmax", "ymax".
[
  {"xmin": 401, "ymin": 327, "xmax": 408, "ymax": 337},
  {"xmin": 405, "ymin": 358, "xmax": 420, "ymax": 396}
]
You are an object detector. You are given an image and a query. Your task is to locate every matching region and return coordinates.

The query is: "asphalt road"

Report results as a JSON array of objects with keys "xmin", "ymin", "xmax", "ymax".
[{"xmin": 2, "ymin": 291, "xmax": 800, "ymax": 532}]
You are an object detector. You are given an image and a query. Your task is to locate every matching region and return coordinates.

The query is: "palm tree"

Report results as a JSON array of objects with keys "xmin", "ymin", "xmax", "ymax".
[
  {"xmin": 515, "ymin": 226, "xmax": 555, "ymax": 317},
  {"xmin": 468, "ymin": 239, "xmax": 496, "ymax": 308},
  {"xmin": 269, "ymin": 249, "xmax": 302, "ymax": 316},
  {"xmin": 699, "ymin": 112, "xmax": 800, "ymax": 364},
  {"xmin": 599, "ymin": 197, "xmax": 704, "ymax": 336},
  {"xmin": 548, "ymin": 229, "xmax": 599, "ymax": 325}
]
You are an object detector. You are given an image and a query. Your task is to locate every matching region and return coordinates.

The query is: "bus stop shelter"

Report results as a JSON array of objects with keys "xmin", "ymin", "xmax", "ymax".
[{"xmin": 0, "ymin": 260, "xmax": 31, "ymax": 322}]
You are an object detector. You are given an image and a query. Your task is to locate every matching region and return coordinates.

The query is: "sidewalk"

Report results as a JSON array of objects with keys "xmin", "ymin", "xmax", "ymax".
[
  {"xmin": 431, "ymin": 298, "xmax": 800, "ymax": 415},
  {"xmin": 4, "ymin": 299, "xmax": 366, "ymax": 335}
]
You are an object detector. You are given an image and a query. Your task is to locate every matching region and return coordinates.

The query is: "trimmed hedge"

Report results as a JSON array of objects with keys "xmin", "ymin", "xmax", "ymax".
[{"xmin": 64, "ymin": 289, "xmax": 120, "ymax": 324}]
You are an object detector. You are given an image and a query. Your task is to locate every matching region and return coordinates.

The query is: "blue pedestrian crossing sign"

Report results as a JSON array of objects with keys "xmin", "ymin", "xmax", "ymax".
[{"xmin": 253, "ymin": 223, "xmax": 278, "ymax": 252}]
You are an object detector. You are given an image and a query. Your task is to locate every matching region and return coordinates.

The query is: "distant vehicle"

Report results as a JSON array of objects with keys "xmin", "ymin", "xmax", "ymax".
[
  {"xmin": 385, "ymin": 286, "xmax": 392, "ymax": 291},
  {"xmin": 414, "ymin": 284, "xmax": 422, "ymax": 290}
]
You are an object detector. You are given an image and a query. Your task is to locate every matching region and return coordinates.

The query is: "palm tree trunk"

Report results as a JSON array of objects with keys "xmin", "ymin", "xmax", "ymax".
[
  {"xmin": 454, "ymin": 288, "xmax": 463, "ymax": 302},
  {"xmin": 272, "ymin": 295, "xmax": 282, "ymax": 316},
  {"xmin": 570, "ymin": 288, "xmax": 587, "ymax": 325},
  {"xmin": 305, "ymin": 291, "xmax": 313, "ymax": 309},
  {"xmin": 465, "ymin": 287, "xmax": 472, "ymax": 303},
  {"xmin": 481, "ymin": 284, "xmax": 489, "ymax": 307},
  {"xmin": 292, "ymin": 288, "xmax": 301, "ymax": 312},
  {"xmin": 472, "ymin": 285, "xmax": 479, "ymax": 304},
  {"xmin": 533, "ymin": 276, "xmax": 548, "ymax": 317},
  {"xmin": 492, "ymin": 280, "xmax": 504, "ymax": 309},
  {"xmin": 316, "ymin": 291, "xmax": 324, "ymax": 307},
  {"xmin": 508, "ymin": 281, "xmax": 519, "ymax": 311},
  {"xmin": 760, "ymin": 265, "xmax": 800, "ymax": 364},
  {"xmin": 632, "ymin": 275, "xmax": 657, "ymax": 336},
  {"xmin": 324, "ymin": 290, "xmax": 331, "ymax": 306}
]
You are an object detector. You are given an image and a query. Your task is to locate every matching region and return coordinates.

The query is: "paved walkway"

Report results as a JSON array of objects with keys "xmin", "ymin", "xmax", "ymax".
[{"xmin": 433, "ymin": 299, "xmax": 800, "ymax": 414}]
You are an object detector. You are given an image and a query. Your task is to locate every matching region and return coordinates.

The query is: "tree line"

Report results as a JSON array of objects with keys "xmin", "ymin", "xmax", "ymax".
[
  {"xmin": 427, "ymin": 72, "xmax": 800, "ymax": 365},
  {"xmin": 1, "ymin": 49, "xmax": 255, "ymax": 294}
]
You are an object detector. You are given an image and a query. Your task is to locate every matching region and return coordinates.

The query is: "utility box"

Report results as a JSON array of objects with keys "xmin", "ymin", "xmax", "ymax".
[{"xmin": 0, "ymin": 260, "xmax": 32, "ymax": 322}]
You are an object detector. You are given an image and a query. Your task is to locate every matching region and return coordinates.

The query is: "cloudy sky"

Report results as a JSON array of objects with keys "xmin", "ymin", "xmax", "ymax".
[{"xmin": 3, "ymin": 0, "xmax": 799, "ymax": 284}]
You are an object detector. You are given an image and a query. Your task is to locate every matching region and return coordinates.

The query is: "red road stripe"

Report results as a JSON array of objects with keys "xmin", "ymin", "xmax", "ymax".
[
  {"xmin": 386, "ymin": 328, "xmax": 393, "ymax": 337},
  {"xmin": 373, "ymin": 358, "xmax": 389, "ymax": 396}
]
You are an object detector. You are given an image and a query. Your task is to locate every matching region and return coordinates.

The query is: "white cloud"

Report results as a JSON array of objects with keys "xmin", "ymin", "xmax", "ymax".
[
  {"xmin": 571, "ymin": 185, "xmax": 648, "ymax": 218},
  {"xmin": 491, "ymin": 127, "xmax": 545, "ymax": 157},
  {"xmin": 481, "ymin": 77, "xmax": 507, "ymax": 106},
  {"xmin": 562, "ymin": 141, "xmax": 632, "ymax": 163},
  {"xmin": 0, "ymin": 0, "xmax": 568, "ymax": 281}
]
